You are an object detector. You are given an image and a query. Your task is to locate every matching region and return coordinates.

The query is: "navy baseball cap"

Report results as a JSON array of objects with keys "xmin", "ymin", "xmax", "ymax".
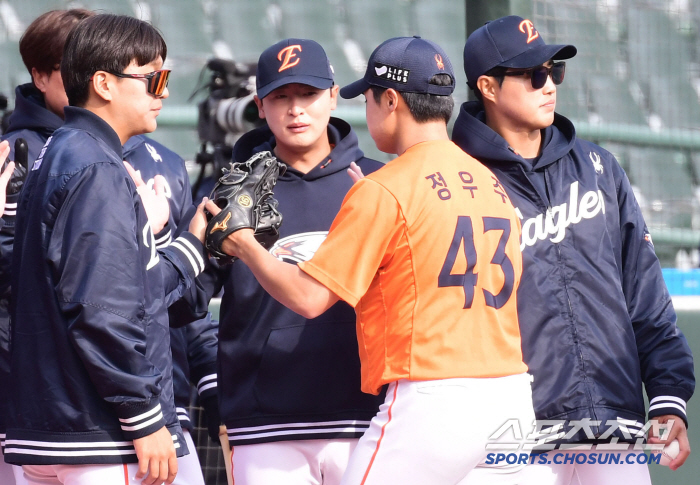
[
  {"xmin": 340, "ymin": 36, "xmax": 455, "ymax": 99},
  {"xmin": 464, "ymin": 15, "xmax": 577, "ymax": 89},
  {"xmin": 256, "ymin": 38, "xmax": 334, "ymax": 99}
]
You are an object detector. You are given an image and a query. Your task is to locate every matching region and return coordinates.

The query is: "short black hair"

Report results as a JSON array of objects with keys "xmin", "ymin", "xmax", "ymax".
[
  {"xmin": 62, "ymin": 14, "xmax": 167, "ymax": 107},
  {"xmin": 370, "ymin": 74, "xmax": 454, "ymax": 124},
  {"xmin": 471, "ymin": 66, "xmax": 507, "ymax": 102}
]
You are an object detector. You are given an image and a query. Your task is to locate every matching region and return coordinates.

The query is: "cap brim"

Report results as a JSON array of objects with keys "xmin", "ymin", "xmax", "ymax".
[
  {"xmin": 257, "ymin": 76, "xmax": 334, "ymax": 99},
  {"xmin": 340, "ymin": 79, "xmax": 371, "ymax": 99},
  {"xmin": 500, "ymin": 44, "xmax": 577, "ymax": 69}
]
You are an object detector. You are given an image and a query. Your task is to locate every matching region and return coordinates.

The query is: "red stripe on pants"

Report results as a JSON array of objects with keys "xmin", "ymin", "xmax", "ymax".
[{"xmin": 360, "ymin": 382, "xmax": 400, "ymax": 485}]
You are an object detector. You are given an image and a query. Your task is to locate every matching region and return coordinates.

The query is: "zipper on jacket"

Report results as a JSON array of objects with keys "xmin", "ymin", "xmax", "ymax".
[{"xmin": 543, "ymin": 166, "xmax": 599, "ymax": 427}]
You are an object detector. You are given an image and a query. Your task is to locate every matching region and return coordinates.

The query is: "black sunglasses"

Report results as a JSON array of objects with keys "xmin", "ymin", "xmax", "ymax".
[
  {"xmin": 108, "ymin": 69, "xmax": 171, "ymax": 97},
  {"xmin": 503, "ymin": 62, "xmax": 565, "ymax": 90}
]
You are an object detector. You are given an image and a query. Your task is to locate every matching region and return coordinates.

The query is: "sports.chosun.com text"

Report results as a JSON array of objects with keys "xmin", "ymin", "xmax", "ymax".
[{"xmin": 485, "ymin": 452, "xmax": 661, "ymax": 466}]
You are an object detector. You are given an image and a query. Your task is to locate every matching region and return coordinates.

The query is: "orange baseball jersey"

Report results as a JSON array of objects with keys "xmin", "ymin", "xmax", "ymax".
[{"xmin": 299, "ymin": 140, "xmax": 527, "ymax": 394}]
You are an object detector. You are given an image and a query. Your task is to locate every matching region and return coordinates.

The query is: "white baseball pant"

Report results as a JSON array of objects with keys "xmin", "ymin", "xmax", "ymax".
[
  {"xmin": 340, "ymin": 373, "xmax": 535, "ymax": 485},
  {"xmin": 231, "ymin": 438, "xmax": 359, "ymax": 485},
  {"xmin": 21, "ymin": 430, "xmax": 204, "ymax": 485}
]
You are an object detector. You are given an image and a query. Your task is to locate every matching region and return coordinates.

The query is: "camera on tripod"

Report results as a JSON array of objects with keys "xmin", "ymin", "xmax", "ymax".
[{"xmin": 191, "ymin": 58, "xmax": 265, "ymax": 198}]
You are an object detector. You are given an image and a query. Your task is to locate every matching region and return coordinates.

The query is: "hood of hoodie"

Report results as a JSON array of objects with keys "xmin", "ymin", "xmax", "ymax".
[
  {"xmin": 6, "ymin": 83, "xmax": 63, "ymax": 136},
  {"xmin": 232, "ymin": 117, "xmax": 365, "ymax": 181},
  {"xmin": 452, "ymin": 101, "xmax": 576, "ymax": 171}
]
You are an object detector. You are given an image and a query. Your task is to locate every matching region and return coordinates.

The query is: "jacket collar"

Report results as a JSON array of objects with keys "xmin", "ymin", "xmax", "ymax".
[{"xmin": 62, "ymin": 106, "xmax": 123, "ymax": 158}]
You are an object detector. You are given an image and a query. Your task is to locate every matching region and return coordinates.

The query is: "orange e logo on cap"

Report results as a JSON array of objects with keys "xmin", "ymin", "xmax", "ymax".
[
  {"xmin": 278, "ymin": 45, "xmax": 302, "ymax": 72},
  {"xmin": 518, "ymin": 19, "xmax": 539, "ymax": 43}
]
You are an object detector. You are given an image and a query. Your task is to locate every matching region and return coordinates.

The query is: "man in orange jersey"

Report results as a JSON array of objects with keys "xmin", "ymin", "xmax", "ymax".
[{"xmin": 204, "ymin": 36, "xmax": 535, "ymax": 484}]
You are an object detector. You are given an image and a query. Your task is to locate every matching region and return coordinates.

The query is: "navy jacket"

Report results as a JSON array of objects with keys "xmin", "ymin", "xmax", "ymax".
[
  {"xmin": 5, "ymin": 107, "xmax": 207, "ymax": 465},
  {"xmin": 0, "ymin": 82, "xmax": 217, "ymax": 442},
  {"xmin": 123, "ymin": 136, "xmax": 219, "ymax": 432},
  {"xmin": 0, "ymin": 83, "xmax": 62, "ymax": 440},
  {"xmin": 200, "ymin": 118, "xmax": 386, "ymax": 445},
  {"xmin": 452, "ymin": 102, "xmax": 694, "ymax": 444}
]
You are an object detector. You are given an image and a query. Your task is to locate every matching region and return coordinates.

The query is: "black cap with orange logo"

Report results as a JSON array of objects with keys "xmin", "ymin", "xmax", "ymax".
[
  {"xmin": 256, "ymin": 38, "xmax": 335, "ymax": 99},
  {"xmin": 464, "ymin": 15, "xmax": 577, "ymax": 89}
]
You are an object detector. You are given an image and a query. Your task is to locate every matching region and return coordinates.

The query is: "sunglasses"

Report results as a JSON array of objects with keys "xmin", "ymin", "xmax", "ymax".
[
  {"xmin": 108, "ymin": 69, "xmax": 171, "ymax": 97},
  {"xmin": 502, "ymin": 62, "xmax": 565, "ymax": 90}
]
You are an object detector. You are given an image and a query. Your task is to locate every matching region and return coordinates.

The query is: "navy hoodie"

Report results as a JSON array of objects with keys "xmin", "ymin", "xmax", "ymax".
[
  {"xmin": 204, "ymin": 117, "xmax": 386, "ymax": 445},
  {"xmin": 3, "ymin": 84, "xmax": 63, "ymax": 164},
  {"xmin": 452, "ymin": 101, "xmax": 694, "ymax": 445}
]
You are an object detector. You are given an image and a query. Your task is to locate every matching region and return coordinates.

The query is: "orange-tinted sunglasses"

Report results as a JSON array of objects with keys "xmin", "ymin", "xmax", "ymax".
[{"xmin": 109, "ymin": 69, "xmax": 171, "ymax": 97}]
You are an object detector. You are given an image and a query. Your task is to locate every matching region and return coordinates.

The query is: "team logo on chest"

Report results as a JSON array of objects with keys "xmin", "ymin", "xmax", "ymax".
[
  {"xmin": 269, "ymin": 231, "xmax": 328, "ymax": 263},
  {"xmin": 589, "ymin": 151, "xmax": 604, "ymax": 174},
  {"xmin": 143, "ymin": 176, "xmax": 172, "ymax": 199},
  {"xmin": 145, "ymin": 143, "xmax": 163, "ymax": 163},
  {"xmin": 516, "ymin": 181, "xmax": 606, "ymax": 250}
]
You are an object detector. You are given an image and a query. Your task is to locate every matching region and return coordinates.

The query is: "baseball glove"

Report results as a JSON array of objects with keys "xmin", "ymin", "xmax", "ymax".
[
  {"xmin": 3, "ymin": 138, "xmax": 28, "ymax": 196},
  {"xmin": 205, "ymin": 151, "xmax": 286, "ymax": 263}
]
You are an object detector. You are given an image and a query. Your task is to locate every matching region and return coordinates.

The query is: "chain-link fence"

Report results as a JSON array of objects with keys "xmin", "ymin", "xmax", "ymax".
[
  {"xmin": 530, "ymin": 0, "xmax": 700, "ymax": 267},
  {"xmin": 188, "ymin": 404, "xmax": 228, "ymax": 485}
]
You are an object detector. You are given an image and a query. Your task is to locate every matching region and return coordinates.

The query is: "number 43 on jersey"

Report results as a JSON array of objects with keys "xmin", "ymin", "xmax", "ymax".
[{"xmin": 439, "ymin": 216, "xmax": 514, "ymax": 309}]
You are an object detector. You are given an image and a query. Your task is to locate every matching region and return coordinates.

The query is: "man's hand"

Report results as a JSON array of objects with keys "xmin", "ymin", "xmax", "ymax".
[
  {"xmin": 0, "ymin": 140, "xmax": 14, "ymax": 216},
  {"xmin": 204, "ymin": 199, "xmax": 255, "ymax": 257},
  {"xmin": 648, "ymin": 415, "xmax": 690, "ymax": 470},
  {"xmin": 203, "ymin": 198, "xmax": 339, "ymax": 318},
  {"xmin": 133, "ymin": 426, "xmax": 178, "ymax": 485},
  {"xmin": 124, "ymin": 161, "xmax": 170, "ymax": 234},
  {"xmin": 188, "ymin": 198, "xmax": 210, "ymax": 244},
  {"xmin": 347, "ymin": 161, "xmax": 365, "ymax": 183}
]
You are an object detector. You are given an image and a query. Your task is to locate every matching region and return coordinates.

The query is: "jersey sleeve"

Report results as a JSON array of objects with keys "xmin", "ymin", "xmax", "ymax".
[
  {"xmin": 299, "ymin": 178, "xmax": 403, "ymax": 307},
  {"xmin": 54, "ymin": 163, "xmax": 166, "ymax": 438},
  {"xmin": 614, "ymin": 158, "xmax": 695, "ymax": 425}
]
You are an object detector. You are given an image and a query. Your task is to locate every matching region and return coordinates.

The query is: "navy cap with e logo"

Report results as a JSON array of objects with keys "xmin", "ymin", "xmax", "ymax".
[
  {"xmin": 340, "ymin": 36, "xmax": 455, "ymax": 99},
  {"xmin": 256, "ymin": 38, "xmax": 334, "ymax": 99},
  {"xmin": 463, "ymin": 15, "xmax": 577, "ymax": 89}
]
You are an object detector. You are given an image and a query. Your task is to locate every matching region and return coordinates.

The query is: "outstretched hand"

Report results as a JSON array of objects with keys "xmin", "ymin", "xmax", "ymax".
[
  {"xmin": 124, "ymin": 161, "xmax": 171, "ymax": 234},
  {"xmin": 203, "ymin": 199, "xmax": 255, "ymax": 258}
]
